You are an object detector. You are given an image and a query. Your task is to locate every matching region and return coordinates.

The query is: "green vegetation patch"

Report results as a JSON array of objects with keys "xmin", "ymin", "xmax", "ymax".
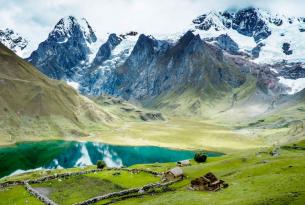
[
  {"xmin": 85, "ymin": 169, "xmax": 160, "ymax": 188},
  {"xmin": 32, "ymin": 175, "xmax": 124, "ymax": 205},
  {"xmin": 0, "ymin": 185, "xmax": 43, "ymax": 205},
  {"xmin": 30, "ymin": 170, "xmax": 159, "ymax": 205},
  {"xmin": 112, "ymin": 150, "xmax": 305, "ymax": 205}
]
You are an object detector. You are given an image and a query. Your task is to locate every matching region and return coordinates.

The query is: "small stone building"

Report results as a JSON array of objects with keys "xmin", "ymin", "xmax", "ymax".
[
  {"xmin": 177, "ymin": 160, "xmax": 191, "ymax": 167},
  {"xmin": 163, "ymin": 167, "xmax": 184, "ymax": 181},
  {"xmin": 191, "ymin": 172, "xmax": 228, "ymax": 191}
]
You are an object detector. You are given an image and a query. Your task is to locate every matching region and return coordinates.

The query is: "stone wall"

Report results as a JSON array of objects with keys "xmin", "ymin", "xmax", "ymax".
[
  {"xmin": 0, "ymin": 180, "xmax": 24, "ymax": 188},
  {"xmin": 24, "ymin": 182, "xmax": 58, "ymax": 205},
  {"xmin": 0, "ymin": 167, "xmax": 164, "ymax": 205},
  {"xmin": 73, "ymin": 179, "xmax": 182, "ymax": 205}
]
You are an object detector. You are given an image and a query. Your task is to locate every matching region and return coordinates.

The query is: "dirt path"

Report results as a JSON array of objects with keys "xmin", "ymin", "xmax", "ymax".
[{"xmin": 32, "ymin": 187, "xmax": 52, "ymax": 197}]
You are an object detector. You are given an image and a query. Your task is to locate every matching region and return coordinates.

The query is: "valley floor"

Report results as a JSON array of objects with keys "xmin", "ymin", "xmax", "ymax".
[
  {"xmin": 81, "ymin": 118, "xmax": 265, "ymax": 153},
  {"xmin": 1, "ymin": 141, "xmax": 305, "ymax": 205},
  {"xmin": 0, "ymin": 118, "xmax": 266, "ymax": 153}
]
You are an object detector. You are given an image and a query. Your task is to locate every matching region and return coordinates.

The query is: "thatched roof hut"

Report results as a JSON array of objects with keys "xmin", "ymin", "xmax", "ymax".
[{"xmin": 163, "ymin": 167, "xmax": 184, "ymax": 181}]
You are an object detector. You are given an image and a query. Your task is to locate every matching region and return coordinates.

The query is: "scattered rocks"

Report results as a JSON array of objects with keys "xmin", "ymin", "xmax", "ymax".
[
  {"xmin": 282, "ymin": 144, "xmax": 305, "ymax": 151},
  {"xmin": 112, "ymin": 172, "xmax": 121, "ymax": 176},
  {"xmin": 282, "ymin": 43, "xmax": 293, "ymax": 55},
  {"xmin": 251, "ymin": 42, "xmax": 265, "ymax": 58},
  {"xmin": 140, "ymin": 112, "xmax": 165, "ymax": 121},
  {"xmin": 270, "ymin": 147, "xmax": 280, "ymax": 157}
]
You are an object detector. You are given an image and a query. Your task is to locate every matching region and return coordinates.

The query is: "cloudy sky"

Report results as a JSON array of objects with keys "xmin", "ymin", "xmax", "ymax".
[{"xmin": 1, "ymin": 0, "xmax": 305, "ymax": 49}]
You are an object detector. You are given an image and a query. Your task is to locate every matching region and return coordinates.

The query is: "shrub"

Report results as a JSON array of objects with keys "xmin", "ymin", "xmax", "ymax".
[
  {"xmin": 194, "ymin": 151, "xmax": 207, "ymax": 163},
  {"xmin": 96, "ymin": 160, "xmax": 106, "ymax": 169}
]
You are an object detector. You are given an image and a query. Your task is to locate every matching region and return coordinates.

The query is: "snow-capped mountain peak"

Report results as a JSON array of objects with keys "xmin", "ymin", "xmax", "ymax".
[
  {"xmin": 0, "ymin": 28, "xmax": 28, "ymax": 57},
  {"xmin": 27, "ymin": 16, "xmax": 99, "ymax": 80},
  {"xmin": 192, "ymin": 7, "xmax": 275, "ymax": 43},
  {"xmin": 192, "ymin": 11, "xmax": 228, "ymax": 31},
  {"xmin": 190, "ymin": 7, "xmax": 305, "ymax": 64},
  {"xmin": 49, "ymin": 15, "xmax": 97, "ymax": 44}
]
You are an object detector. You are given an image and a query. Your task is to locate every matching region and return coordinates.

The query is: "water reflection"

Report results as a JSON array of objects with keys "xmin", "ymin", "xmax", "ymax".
[{"xmin": 0, "ymin": 141, "xmax": 221, "ymax": 178}]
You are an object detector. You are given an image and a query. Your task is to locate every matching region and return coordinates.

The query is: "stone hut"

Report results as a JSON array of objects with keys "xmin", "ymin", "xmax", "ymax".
[
  {"xmin": 163, "ymin": 167, "xmax": 183, "ymax": 181},
  {"xmin": 191, "ymin": 172, "xmax": 228, "ymax": 191},
  {"xmin": 177, "ymin": 160, "xmax": 191, "ymax": 167}
]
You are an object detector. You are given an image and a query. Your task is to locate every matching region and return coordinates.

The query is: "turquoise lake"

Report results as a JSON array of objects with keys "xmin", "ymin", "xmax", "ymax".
[{"xmin": 0, "ymin": 140, "xmax": 222, "ymax": 178}]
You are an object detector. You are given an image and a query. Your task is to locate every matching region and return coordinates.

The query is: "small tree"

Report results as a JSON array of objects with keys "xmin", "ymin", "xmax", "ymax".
[
  {"xmin": 194, "ymin": 151, "xmax": 207, "ymax": 163},
  {"xmin": 96, "ymin": 160, "xmax": 106, "ymax": 169}
]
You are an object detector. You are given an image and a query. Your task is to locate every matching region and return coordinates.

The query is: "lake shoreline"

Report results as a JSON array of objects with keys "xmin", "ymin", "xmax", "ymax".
[{"xmin": 0, "ymin": 140, "xmax": 222, "ymax": 178}]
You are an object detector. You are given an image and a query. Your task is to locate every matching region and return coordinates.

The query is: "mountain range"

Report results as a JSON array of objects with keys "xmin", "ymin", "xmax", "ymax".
[
  {"xmin": 1, "ymin": 7, "xmax": 305, "ymax": 140},
  {"xmin": 2, "ymin": 8, "xmax": 304, "ymax": 98}
]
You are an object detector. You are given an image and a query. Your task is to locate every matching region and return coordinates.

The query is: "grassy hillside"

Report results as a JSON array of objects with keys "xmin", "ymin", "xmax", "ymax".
[
  {"xmin": 0, "ymin": 43, "xmax": 165, "ymax": 146},
  {"xmin": 119, "ymin": 146, "xmax": 305, "ymax": 205},
  {"xmin": 146, "ymin": 75, "xmax": 258, "ymax": 119},
  {"xmin": 0, "ymin": 43, "xmax": 115, "ymax": 144}
]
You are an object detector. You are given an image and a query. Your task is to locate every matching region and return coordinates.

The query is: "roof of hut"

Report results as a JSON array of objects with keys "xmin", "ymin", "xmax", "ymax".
[{"xmin": 167, "ymin": 167, "xmax": 183, "ymax": 177}]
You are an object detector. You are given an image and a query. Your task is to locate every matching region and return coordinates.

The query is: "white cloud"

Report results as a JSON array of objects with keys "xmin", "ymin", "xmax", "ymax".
[{"xmin": 1, "ymin": 0, "xmax": 305, "ymax": 50}]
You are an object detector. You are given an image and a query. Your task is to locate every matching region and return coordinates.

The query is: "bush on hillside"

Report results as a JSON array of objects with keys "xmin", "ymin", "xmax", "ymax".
[
  {"xmin": 96, "ymin": 160, "xmax": 106, "ymax": 169},
  {"xmin": 194, "ymin": 151, "xmax": 207, "ymax": 163}
]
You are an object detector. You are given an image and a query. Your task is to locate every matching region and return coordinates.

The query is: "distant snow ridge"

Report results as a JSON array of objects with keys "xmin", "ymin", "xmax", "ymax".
[
  {"xmin": 190, "ymin": 7, "xmax": 305, "ymax": 64},
  {"xmin": 0, "ymin": 28, "xmax": 28, "ymax": 57}
]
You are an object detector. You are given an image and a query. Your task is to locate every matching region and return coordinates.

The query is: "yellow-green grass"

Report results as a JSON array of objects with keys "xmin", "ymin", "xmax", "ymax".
[
  {"xmin": 85, "ymin": 170, "xmax": 160, "ymax": 188},
  {"xmin": 111, "ymin": 149, "xmax": 305, "ymax": 205},
  {"xmin": 0, "ymin": 185, "xmax": 43, "ymax": 205},
  {"xmin": 30, "ymin": 170, "xmax": 160, "ymax": 205},
  {"xmin": 0, "ymin": 116, "xmax": 263, "ymax": 154},
  {"xmin": 31, "ymin": 175, "xmax": 123, "ymax": 205},
  {"xmin": 80, "ymin": 117, "xmax": 264, "ymax": 153}
]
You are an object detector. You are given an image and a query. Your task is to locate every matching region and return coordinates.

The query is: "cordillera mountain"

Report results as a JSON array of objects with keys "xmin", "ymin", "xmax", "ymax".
[
  {"xmin": 14, "ymin": 7, "xmax": 304, "ymax": 99},
  {"xmin": 1, "ymin": 7, "xmax": 305, "ymax": 144}
]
